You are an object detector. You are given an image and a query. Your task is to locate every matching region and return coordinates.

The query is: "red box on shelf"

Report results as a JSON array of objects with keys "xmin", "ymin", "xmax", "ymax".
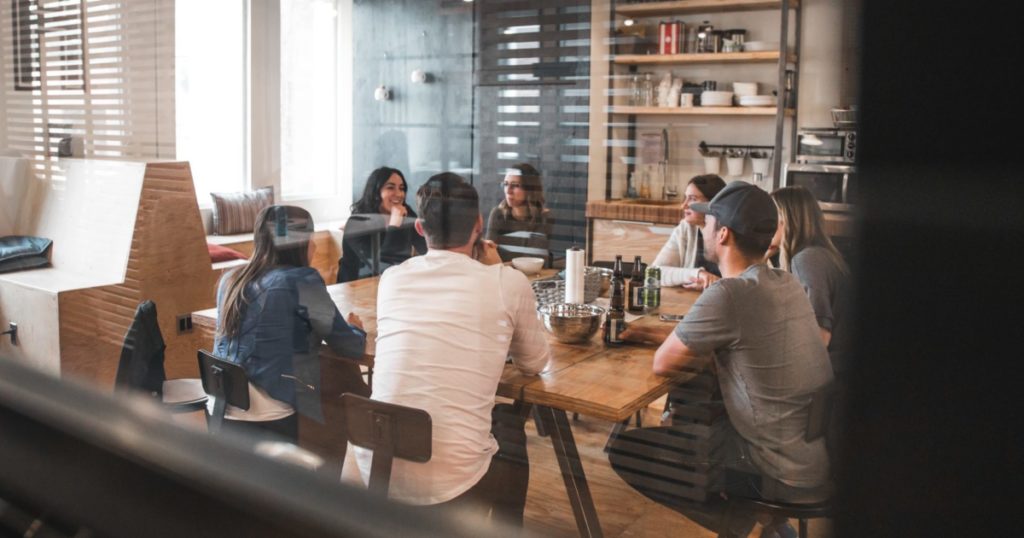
[{"xmin": 658, "ymin": 21, "xmax": 682, "ymax": 54}]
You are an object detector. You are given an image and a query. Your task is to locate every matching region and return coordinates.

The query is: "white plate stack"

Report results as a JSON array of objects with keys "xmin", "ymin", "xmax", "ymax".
[
  {"xmin": 742, "ymin": 41, "xmax": 778, "ymax": 52},
  {"xmin": 737, "ymin": 95, "xmax": 777, "ymax": 107},
  {"xmin": 700, "ymin": 91, "xmax": 734, "ymax": 107}
]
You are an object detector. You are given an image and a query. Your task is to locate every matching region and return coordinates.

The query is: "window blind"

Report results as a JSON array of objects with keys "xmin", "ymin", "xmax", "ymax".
[
  {"xmin": 475, "ymin": 0, "xmax": 591, "ymax": 254},
  {"xmin": 1, "ymin": 0, "xmax": 175, "ymax": 181}
]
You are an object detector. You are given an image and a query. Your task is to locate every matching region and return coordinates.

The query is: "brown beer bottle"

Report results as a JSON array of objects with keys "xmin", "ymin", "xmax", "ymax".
[
  {"xmin": 605, "ymin": 255, "xmax": 627, "ymax": 344},
  {"xmin": 627, "ymin": 255, "xmax": 645, "ymax": 313}
]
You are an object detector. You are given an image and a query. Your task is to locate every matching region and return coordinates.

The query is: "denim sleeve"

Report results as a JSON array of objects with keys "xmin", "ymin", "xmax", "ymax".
[{"xmin": 296, "ymin": 272, "xmax": 366, "ymax": 359}]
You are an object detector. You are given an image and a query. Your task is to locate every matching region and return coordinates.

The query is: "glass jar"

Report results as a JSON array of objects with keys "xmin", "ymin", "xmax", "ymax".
[
  {"xmin": 641, "ymin": 73, "xmax": 654, "ymax": 107},
  {"xmin": 629, "ymin": 75, "xmax": 641, "ymax": 106}
]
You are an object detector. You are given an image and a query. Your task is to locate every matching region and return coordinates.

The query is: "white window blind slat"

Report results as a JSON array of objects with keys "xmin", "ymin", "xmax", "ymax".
[{"xmin": 1, "ymin": 0, "xmax": 174, "ymax": 180}]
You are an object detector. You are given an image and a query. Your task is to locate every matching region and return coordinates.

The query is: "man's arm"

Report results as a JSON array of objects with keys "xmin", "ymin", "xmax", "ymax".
[
  {"xmin": 653, "ymin": 331, "xmax": 711, "ymax": 376},
  {"xmin": 506, "ymin": 270, "xmax": 551, "ymax": 375}
]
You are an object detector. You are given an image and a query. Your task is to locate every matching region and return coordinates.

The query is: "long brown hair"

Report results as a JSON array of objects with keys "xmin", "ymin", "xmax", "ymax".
[
  {"xmin": 771, "ymin": 186, "xmax": 848, "ymax": 274},
  {"xmin": 217, "ymin": 205, "xmax": 312, "ymax": 339},
  {"xmin": 498, "ymin": 163, "xmax": 546, "ymax": 221}
]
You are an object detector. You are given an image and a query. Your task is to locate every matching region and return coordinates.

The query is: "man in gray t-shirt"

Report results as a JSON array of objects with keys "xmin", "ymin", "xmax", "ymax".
[
  {"xmin": 677, "ymin": 263, "xmax": 833, "ymax": 489},
  {"xmin": 609, "ymin": 182, "xmax": 834, "ymax": 538}
]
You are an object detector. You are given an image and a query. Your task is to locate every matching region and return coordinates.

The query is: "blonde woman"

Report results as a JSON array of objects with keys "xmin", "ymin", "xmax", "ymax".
[{"xmin": 771, "ymin": 186, "xmax": 852, "ymax": 376}]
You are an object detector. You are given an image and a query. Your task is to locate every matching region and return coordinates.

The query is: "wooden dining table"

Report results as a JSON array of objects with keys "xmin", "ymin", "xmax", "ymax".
[{"xmin": 192, "ymin": 269, "xmax": 701, "ymax": 538}]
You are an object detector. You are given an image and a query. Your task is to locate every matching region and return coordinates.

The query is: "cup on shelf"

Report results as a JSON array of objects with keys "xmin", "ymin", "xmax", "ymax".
[
  {"xmin": 726, "ymin": 156, "xmax": 745, "ymax": 176},
  {"xmin": 751, "ymin": 156, "xmax": 771, "ymax": 176},
  {"xmin": 703, "ymin": 155, "xmax": 721, "ymax": 174},
  {"xmin": 680, "ymin": 93, "xmax": 694, "ymax": 107}
]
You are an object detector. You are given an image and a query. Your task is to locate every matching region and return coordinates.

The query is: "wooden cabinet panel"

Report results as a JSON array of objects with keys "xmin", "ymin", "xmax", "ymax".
[{"xmin": 589, "ymin": 218, "xmax": 676, "ymax": 264}]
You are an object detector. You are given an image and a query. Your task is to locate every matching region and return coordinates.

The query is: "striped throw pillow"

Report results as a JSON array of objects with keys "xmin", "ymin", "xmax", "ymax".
[{"xmin": 210, "ymin": 186, "xmax": 274, "ymax": 235}]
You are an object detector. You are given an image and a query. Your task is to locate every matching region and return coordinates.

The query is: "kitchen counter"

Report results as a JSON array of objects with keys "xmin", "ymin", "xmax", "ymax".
[{"xmin": 585, "ymin": 199, "xmax": 683, "ymax": 226}]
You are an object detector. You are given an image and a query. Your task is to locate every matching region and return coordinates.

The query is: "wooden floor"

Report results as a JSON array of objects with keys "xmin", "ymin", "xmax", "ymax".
[
  {"xmin": 517, "ymin": 396, "xmax": 834, "ymax": 538},
  {"xmin": 176, "ymin": 391, "xmax": 833, "ymax": 538}
]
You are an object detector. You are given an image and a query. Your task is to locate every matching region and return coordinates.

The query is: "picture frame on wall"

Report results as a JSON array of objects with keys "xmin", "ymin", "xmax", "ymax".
[{"xmin": 11, "ymin": 0, "xmax": 39, "ymax": 91}]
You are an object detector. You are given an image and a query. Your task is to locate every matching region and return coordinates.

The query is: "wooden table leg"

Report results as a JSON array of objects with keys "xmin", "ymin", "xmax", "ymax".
[{"xmin": 536, "ymin": 405, "xmax": 603, "ymax": 538}]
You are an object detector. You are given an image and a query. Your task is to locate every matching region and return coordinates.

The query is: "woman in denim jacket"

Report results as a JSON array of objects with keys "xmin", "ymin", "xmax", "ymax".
[{"xmin": 213, "ymin": 205, "xmax": 366, "ymax": 443}]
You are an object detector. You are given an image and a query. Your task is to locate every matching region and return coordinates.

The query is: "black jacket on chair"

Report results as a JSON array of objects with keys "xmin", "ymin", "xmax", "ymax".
[{"xmin": 114, "ymin": 300, "xmax": 167, "ymax": 398}]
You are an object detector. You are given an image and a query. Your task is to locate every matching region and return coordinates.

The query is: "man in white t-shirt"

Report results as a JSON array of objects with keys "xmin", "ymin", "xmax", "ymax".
[{"xmin": 353, "ymin": 172, "xmax": 550, "ymax": 529}]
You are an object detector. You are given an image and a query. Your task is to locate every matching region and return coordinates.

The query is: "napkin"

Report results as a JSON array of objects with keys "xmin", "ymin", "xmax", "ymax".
[{"xmin": 565, "ymin": 247, "xmax": 585, "ymax": 304}]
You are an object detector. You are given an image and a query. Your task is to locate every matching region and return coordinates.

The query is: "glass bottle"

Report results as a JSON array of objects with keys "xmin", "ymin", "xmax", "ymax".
[
  {"xmin": 641, "ymin": 73, "xmax": 654, "ymax": 107},
  {"xmin": 604, "ymin": 255, "xmax": 627, "ymax": 344},
  {"xmin": 629, "ymin": 74, "xmax": 641, "ymax": 106},
  {"xmin": 627, "ymin": 256, "xmax": 645, "ymax": 313}
]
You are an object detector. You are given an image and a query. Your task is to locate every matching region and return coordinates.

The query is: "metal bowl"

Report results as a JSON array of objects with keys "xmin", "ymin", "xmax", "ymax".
[
  {"xmin": 591, "ymin": 267, "xmax": 613, "ymax": 297},
  {"xmin": 538, "ymin": 303, "xmax": 606, "ymax": 344}
]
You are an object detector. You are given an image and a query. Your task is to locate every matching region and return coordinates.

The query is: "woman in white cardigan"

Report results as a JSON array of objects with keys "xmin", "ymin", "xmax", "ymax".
[{"xmin": 652, "ymin": 174, "xmax": 727, "ymax": 289}]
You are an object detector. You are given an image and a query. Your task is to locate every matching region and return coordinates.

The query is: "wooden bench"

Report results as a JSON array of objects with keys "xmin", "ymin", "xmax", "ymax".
[
  {"xmin": 0, "ymin": 159, "xmax": 217, "ymax": 388},
  {"xmin": 206, "ymin": 221, "xmax": 344, "ymax": 284}
]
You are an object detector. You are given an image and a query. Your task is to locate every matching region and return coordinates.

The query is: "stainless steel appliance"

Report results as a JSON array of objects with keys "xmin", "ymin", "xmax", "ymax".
[
  {"xmin": 783, "ymin": 162, "xmax": 857, "ymax": 212},
  {"xmin": 795, "ymin": 127, "xmax": 857, "ymax": 164}
]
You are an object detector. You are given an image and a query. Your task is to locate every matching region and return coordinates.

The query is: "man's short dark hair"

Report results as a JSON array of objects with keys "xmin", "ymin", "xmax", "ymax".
[
  {"xmin": 711, "ymin": 219, "xmax": 773, "ymax": 259},
  {"xmin": 416, "ymin": 172, "xmax": 480, "ymax": 249}
]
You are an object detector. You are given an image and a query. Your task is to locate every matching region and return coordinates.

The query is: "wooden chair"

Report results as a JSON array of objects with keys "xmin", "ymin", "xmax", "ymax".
[
  {"xmin": 196, "ymin": 350, "xmax": 250, "ymax": 434},
  {"xmin": 114, "ymin": 300, "xmax": 207, "ymax": 413},
  {"xmin": 340, "ymin": 393, "xmax": 431, "ymax": 496},
  {"xmin": 720, "ymin": 383, "xmax": 837, "ymax": 538}
]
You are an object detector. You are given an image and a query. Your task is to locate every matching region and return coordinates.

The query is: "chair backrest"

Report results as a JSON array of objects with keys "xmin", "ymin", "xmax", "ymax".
[
  {"xmin": 114, "ymin": 300, "xmax": 167, "ymax": 397},
  {"xmin": 197, "ymin": 350, "xmax": 250, "ymax": 410},
  {"xmin": 340, "ymin": 393, "xmax": 431, "ymax": 496}
]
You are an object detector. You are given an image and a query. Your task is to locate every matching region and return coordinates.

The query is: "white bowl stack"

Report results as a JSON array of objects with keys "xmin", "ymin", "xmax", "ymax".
[
  {"xmin": 700, "ymin": 91, "xmax": 734, "ymax": 107},
  {"xmin": 742, "ymin": 41, "xmax": 778, "ymax": 52},
  {"xmin": 737, "ymin": 95, "xmax": 777, "ymax": 107}
]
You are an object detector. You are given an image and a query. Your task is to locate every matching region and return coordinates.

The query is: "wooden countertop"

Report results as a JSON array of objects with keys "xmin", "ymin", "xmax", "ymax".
[{"xmin": 586, "ymin": 199, "xmax": 683, "ymax": 225}]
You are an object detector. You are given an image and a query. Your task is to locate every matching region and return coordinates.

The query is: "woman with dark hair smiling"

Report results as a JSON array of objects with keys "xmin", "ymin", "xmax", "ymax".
[
  {"xmin": 485, "ymin": 163, "xmax": 552, "ymax": 258},
  {"xmin": 652, "ymin": 174, "xmax": 727, "ymax": 290},
  {"xmin": 214, "ymin": 205, "xmax": 366, "ymax": 443},
  {"xmin": 338, "ymin": 166, "xmax": 427, "ymax": 283}
]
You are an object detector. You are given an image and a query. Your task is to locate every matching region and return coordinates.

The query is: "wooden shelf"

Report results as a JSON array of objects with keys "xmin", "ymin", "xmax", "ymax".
[
  {"xmin": 609, "ymin": 105, "xmax": 791, "ymax": 116},
  {"xmin": 616, "ymin": 0, "xmax": 798, "ymax": 17},
  {"xmin": 613, "ymin": 51, "xmax": 794, "ymax": 65}
]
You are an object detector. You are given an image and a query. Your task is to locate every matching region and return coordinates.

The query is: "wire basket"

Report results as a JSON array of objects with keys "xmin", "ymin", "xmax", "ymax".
[
  {"xmin": 532, "ymin": 269, "xmax": 602, "ymax": 306},
  {"xmin": 831, "ymin": 107, "xmax": 857, "ymax": 128}
]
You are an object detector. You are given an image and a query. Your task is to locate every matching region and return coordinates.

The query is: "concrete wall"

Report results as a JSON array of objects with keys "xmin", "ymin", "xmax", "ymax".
[{"xmin": 350, "ymin": 0, "xmax": 475, "ymax": 202}]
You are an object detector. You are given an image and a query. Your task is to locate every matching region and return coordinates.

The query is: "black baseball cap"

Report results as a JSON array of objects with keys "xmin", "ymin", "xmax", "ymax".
[{"xmin": 690, "ymin": 181, "xmax": 778, "ymax": 240}]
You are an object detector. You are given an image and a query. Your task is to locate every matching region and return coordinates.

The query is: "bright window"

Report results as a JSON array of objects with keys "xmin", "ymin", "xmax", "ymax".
[
  {"xmin": 280, "ymin": 0, "xmax": 339, "ymax": 198},
  {"xmin": 175, "ymin": 0, "xmax": 247, "ymax": 202}
]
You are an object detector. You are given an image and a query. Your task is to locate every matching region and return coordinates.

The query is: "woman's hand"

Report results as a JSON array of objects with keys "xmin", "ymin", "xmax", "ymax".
[
  {"xmin": 347, "ymin": 312, "xmax": 364, "ymax": 331},
  {"xmin": 474, "ymin": 239, "xmax": 502, "ymax": 265},
  {"xmin": 388, "ymin": 204, "xmax": 407, "ymax": 227},
  {"xmin": 683, "ymin": 268, "xmax": 719, "ymax": 291}
]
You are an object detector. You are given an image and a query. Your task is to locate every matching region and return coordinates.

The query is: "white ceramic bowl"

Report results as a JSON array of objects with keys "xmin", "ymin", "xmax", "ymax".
[
  {"xmin": 743, "ymin": 41, "xmax": 778, "ymax": 52},
  {"xmin": 512, "ymin": 256, "xmax": 545, "ymax": 275},
  {"xmin": 733, "ymin": 82, "xmax": 758, "ymax": 96},
  {"xmin": 702, "ymin": 90, "xmax": 734, "ymax": 100},
  {"xmin": 701, "ymin": 91, "xmax": 734, "ymax": 107},
  {"xmin": 737, "ymin": 95, "xmax": 777, "ymax": 107}
]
